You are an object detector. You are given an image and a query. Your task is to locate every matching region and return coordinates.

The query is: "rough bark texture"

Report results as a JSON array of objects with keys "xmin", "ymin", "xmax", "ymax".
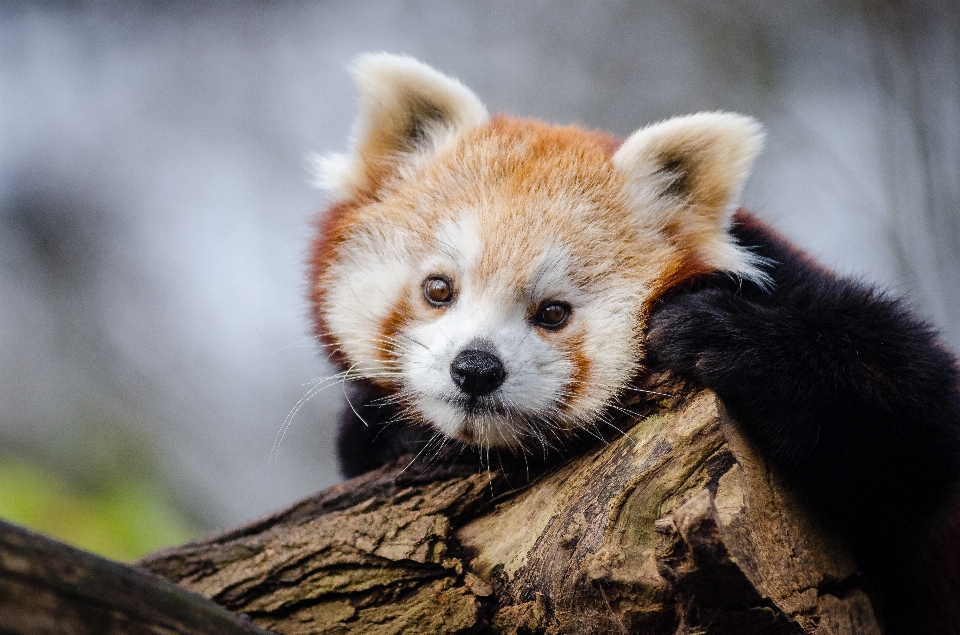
[
  {"xmin": 137, "ymin": 387, "xmax": 882, "ymax": 635},
  {"xmin": 0, "ymin": 519, "xmax": 273, "ymax": 635}
]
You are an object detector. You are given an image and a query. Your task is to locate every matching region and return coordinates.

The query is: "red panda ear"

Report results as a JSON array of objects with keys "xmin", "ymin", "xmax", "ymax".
[
  {"xmin": 612, "ymin": 112, "xmax": 767, "ymax": 282},
  {"xmin": 314, "ymin": 53, "xmax": 488, "ymax": 200}
]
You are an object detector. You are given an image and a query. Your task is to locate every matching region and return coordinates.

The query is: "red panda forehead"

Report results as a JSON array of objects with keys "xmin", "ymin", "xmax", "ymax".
[
  {"xmin": 466, "ymin": 119, "xmax": 637, "ymax": 283},
  {"xmin": 370, "ymin": 116, "xmax": 628, "ymax": 215},
  {"xmin": 380, "ymin": 117, "xmax": 641, "ymax": 283},
  {"xmin": 456, "ymin": 116, "xmax": 625, "ymax": 203}
]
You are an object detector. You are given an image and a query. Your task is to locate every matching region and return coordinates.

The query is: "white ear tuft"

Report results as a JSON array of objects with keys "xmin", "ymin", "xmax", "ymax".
[
  {"xmin": 316, "ymin": 53, "xmax": 488, "ymax": 200},
  {"xmin": 613, "ymin": 112, "xmax": 767, "ymax": 282},
  {"xmin": 308, "ymin": 151, "xmax": 351, "ymax": 192}
]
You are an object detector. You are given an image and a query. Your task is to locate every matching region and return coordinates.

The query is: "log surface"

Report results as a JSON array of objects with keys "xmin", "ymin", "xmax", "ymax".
[
  {"xmin": 0, "ymin": 519, "xmax": 274, "ymax": 635},
  {"xmin": 139, "ymin": 388, "xmax": 883, "ymax": 635}
]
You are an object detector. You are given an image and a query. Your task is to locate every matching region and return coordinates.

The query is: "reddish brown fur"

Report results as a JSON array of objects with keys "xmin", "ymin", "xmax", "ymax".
[
  {"xmin": 309, "ymin": 200, "xmax": 361, "ymax": 368},
  {"xmin": 643, "ymin": 254, "xmax": 712, "ymax": 311},
  {"xmin": 731, "ymin": 208, "xmax": 838, "ymax": 279},
  {"xmin": 311, "ymin": 118, "xmax": 718, "ymax": 374},
  {"xmin": 376, "ymin": 295, "xmax": 412, "ymax": 378},
  {"xmin": 559, "ymin": 332, "xmax": 591, "ymax": 415}
]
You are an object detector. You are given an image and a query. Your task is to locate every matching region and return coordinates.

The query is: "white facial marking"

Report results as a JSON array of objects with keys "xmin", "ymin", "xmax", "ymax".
[
  {"xmin": 325, "ymin": 202, "xmax": 643, "ymax": 450},
  {"xmin": 397, "ymin": 225, "xmax": 590, "ymax": 446},
  {"xmin": 322, "ymin": 223, "xmax": 415, "ymax": 378}
]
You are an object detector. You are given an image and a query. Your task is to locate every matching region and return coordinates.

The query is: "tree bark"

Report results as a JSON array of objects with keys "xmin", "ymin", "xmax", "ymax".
[
  {"xmin": 0, "ymin": 519, "xmax": 273, "ymax": 635},
  {"xmin": 136, "ymin": 387, "xmax": 882, "ymax": 635}
]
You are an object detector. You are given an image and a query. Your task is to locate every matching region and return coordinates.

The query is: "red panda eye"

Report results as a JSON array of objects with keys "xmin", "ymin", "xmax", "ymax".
[
  {"xmin": 534, "ymin": 302, "xmax": 571, "ymax": 330},
  {"xmin": 423, "ymin": 275, "xmax": 454, "ymax": 306}
]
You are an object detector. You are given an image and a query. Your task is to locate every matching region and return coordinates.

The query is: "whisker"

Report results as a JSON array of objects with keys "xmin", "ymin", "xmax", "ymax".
[
  {"xmin": 397, "ymin": 431, "xmax": 444, "ymax": 476},
  {"xmin": 621, "ymin": 385, "xmax": 676, "ymax": 398}
]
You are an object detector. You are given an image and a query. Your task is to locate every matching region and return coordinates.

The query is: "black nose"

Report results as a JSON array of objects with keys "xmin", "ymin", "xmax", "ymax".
[{"xmin": 450, "ymin": 349, "xmax": 506, "ymax": 397}]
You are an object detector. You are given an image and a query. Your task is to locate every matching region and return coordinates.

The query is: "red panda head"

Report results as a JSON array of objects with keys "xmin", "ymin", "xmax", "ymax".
[{"xmin": 309, "ymin": 53, "xmax": 765, "ymax": 448}]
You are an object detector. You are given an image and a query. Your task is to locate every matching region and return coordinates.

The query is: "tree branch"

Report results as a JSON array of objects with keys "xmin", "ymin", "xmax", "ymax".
[
  {"xmin": 138, "ymin": 387, "xmax": 882, "ymax": 634},
  {"xmin": 0, "ymin": 519, "xmax": 273, "ymax": 635}
]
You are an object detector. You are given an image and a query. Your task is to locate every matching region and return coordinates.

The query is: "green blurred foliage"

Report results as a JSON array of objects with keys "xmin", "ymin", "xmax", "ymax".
[{"xmin": 0, "ymin": 454, "xmax": 198, "ymax": 562}]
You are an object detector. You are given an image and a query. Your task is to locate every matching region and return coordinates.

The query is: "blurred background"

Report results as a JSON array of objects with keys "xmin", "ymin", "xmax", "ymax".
[{"xmin": 1, "ymin": 0, "xmax": 957, "ymax": 560}]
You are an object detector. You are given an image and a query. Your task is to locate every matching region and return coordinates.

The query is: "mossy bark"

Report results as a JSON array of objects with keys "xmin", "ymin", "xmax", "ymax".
[{"xmin": 138, "ymin": 388, "xmax": 882, "ymax": 635}]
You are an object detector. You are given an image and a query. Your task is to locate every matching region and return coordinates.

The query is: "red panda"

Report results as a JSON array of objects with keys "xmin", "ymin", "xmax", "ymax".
[{"xmin": 308, "ymin": 54, "xmax": 960, "ymax": 634}]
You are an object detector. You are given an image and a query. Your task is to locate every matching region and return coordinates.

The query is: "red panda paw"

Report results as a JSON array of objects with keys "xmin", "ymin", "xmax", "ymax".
[{"xmin": 644, "ymin": 287, "xmax": 766, "ymax": 386}]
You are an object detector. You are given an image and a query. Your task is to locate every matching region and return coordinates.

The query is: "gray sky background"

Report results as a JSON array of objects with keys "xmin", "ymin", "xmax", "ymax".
[{"xmin": 2, "ymin": 1, "xmax": 958, "ymax": 529}]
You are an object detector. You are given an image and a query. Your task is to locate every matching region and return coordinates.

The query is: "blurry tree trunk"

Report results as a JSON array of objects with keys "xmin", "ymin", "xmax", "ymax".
[
  {"xmin": 0, "ymin": 519, "xmax": 272, "ymax": 635},
  {"xmin": 138, "ymin": 387, "xmax": 882, "ymax": 635}
]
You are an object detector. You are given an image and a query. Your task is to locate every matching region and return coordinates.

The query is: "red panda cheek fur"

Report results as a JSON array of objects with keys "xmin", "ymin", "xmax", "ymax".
[{"xmin": 308, "ymin": 199, "xmax": 360, "ymax": 370}]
